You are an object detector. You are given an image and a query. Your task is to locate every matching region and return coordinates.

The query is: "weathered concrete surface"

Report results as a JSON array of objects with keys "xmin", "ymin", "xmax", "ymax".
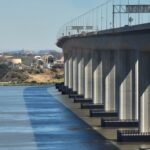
[
  {"xmin": 77, "ymin": 50, "xmax": 84, "ymax": 95},
  {"xmin": 84, "ymin": 50, "xmax": 93, "ymax": 99},
  {"xmin": 116, "ymin": 50, "xmax": 138, "ymax": 120},
  {"xmin": 139, "ymin": 52, "xmax": 150, "ymax": 132},
  {"xmin": 57, "ymin": 23, "xmax": 150, "ymax": 52},
  {"xmin": 58, "ymin": 23, "xmax": 150, "ymax": 140},
  {"xmin": 72, "ymin": 50, "xmax": 78, "ymax": 92},
  {"xmin": 68, "ymin": 51, "xmax": 73, "ymax": 89},
  {"xmin": 64, "ymin": 53, "xmax": 69, "ymax": 87},
  {"xmin": 102, "ymin": 50, "xmax": 117, "ymax": 112},
  {"xmin": 93, "ymin": 50, "xmax": 103, "ymax": 104}
]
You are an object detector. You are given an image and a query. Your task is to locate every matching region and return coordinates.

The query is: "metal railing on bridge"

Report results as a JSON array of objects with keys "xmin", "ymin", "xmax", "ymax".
[{"xmin": 57, "ymin": 0, "xmax": 150, "ymax": 39}]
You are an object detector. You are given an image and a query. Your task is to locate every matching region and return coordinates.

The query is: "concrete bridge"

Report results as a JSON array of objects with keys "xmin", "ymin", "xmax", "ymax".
[{"xmin": 56, "ymin": 23, "xmax": 150, "ymax": 142}]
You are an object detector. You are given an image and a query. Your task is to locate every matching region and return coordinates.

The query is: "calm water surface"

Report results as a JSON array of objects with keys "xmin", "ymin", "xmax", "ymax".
[{"xmin": 0, "ymin": 86, "xmax": 119, "ymax": 150}]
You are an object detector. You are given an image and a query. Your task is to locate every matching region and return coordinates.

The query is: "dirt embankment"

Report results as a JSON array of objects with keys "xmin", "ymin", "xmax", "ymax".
[
  {"xmin": 0, "ymin": 64, "xmax": 64, "ymax": 84},
  {"xmin": 26, "ymin": 69, "xmax": 64, "ymax": 84},
  {"xmin": 2, "ymin": 70, "xmax": 28, "ymax": 83}
]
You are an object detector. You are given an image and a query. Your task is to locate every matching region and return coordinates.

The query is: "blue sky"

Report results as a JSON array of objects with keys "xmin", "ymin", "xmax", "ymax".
[
  {"xmin": 0, "ymin": 0, "xmax": 105, "ymax": 52},
  {"xmin": 0, "ymin": 0, "xmax": 149, "ymax": 52}
]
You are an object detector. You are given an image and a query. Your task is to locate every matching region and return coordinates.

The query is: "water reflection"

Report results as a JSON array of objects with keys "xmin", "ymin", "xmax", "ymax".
[
  {"xmin": 0, "ymin": 86, "xmax": 37, "ymax": 150},
  {"xmin": 0, "ymin": 86, "xmax": 119, "ymax": 150}
]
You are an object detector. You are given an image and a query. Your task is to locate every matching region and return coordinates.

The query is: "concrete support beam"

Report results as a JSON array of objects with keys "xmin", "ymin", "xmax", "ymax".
[
  {"xmin": 93, "ymin": 50, "xmax": 103, "ymax": 104},
  {"xmin": 135, "ymin": 56, "xmax": 139, "ymax": 120},
  {"xmin": 117, "ymin": 51, "xmax": 150, "ymax": 141},
  {"xmin": 117, "ymin": 50, "xmax": 139, "ymax": 120},
  {"xmin": 72, "ymin": 50, "xmax": 78, "ymax": 92},
  {"xmin": 78, "ymin": 50, "xmax": 84, "ymax": 95},
  {"xmin": 101, "ymin": 50, "xmax": 139, "ymax": 127},
  {"xmin": 102, "ymin": 50, "xmax": 117, "ymax": 112},
  {"xmin": 64, "ymin": 53, "xmax": 69, "ymax": 87},
  {"xmin": 139, "ymin": 52, "xmax": 150, "ymax": 133},
  {"xmin": 84, "ymin": 50, "xmax": 93, "ymax": 99},
  {"xmin": 68, "ymin": 51, "xmax": 73, "ymax": 89}
]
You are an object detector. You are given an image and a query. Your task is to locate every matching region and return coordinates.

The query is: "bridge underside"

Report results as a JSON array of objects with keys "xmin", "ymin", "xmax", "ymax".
[{"xmin": 57, "ymin": 23, "xmax": 150, "ymax": 142}]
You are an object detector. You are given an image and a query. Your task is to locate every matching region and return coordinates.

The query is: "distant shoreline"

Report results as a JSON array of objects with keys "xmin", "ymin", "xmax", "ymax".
[{"xmin": 0, "ymin": 81, "xmax": 63, "ymax": 86}]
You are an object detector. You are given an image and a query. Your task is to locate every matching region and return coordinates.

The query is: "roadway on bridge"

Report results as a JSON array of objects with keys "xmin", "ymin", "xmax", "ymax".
[{"xmin": 0, "ymin": 86, "xmax": 119, "ymax": 150}]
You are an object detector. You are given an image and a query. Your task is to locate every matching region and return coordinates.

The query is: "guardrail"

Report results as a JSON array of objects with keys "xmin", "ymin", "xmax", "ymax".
[{"xmin": 57, "ymin": 0, "xmax": 150, "ymax": 39}]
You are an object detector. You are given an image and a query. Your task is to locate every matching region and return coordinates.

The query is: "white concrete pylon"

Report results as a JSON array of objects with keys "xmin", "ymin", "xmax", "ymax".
[
  {"xmin": 93, "ymin": 50, "xmax": 103, "ymax": 104},
  {"xmin": 72, "ymin": 50, "xmax": 78, "ymax": 92},
  {"xmin": 117, "ymin": 50, "xmax": 139, "ymax": 120},
  {"xmin": 77, "ymin": 50, "xmax": 84, "ymax": 95},
  {"xmin": 139, "ymin": 52, "xmax": 150, "ymax": 133},
  {"xmin": 64, "ymin": 53, "xmax": 69, "ymax": 87},
  {"xmin": 102, "ymin": 50, "xmax": 117, "ymax": 112},
  {"xmin": 84, "ymin": 50, "xmax": 93, "ymax": 99},
  {"xmin": 68, "ymin": 51, "xmax": 73, "ymax": 89}
]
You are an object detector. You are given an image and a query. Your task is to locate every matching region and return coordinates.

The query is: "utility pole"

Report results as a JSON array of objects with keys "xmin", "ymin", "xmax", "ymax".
[
  {"xmin": 112, "ymin": 5, "xmax": 115, "ymax": 28},
  {"xmin": 128, "ymin": 0, "xmax": 130, "ymax": 25}
]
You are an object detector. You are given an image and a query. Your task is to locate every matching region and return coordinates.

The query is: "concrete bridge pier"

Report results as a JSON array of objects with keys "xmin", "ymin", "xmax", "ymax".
[
  {"xmin": 75, "ymin": 50, "xmax": 93, "ymax": 103},
  {"xmin": 139, "ymin": 52, "xmax": 150, "ymax": 133},
  {"xmin": 78, "ymin": 50, "xmax": 84, "ymax": 96},
  {"xmin": 90, "ymin": 50, "xmax": 118, "ymax": 117},
  {"xmin": 101, "ymin": 50, "xmax": 139, "ymax": 127},
  {"xmin": 118, "ymin": 50, "xmax": 138, "ymax": 125},
  {"xmin": 93, "ymin": 50, "xmax": 103, "ymax": 105},
  {"xmin": 61, "ymin": 52, "xmax": 69, "ymax": 94},
  {"xmin": 103, "ymin": 50, "xmax": 116, "ymax": 112},
  {"xmin": 84, "ymin": 50, "xmax": 93, "ymax": 99},
  {"xmin": 64, "ymin": 53, "xmax": 69, "ymax": 87},
  {"xmin": 73, "ymin": 49, "xmax": 85, "ymax": 102},
  {"xmin": 117, "ymin": 51, "xmax": 150, "ymax": 142},
  {"xmin": 68, "ymin": 50, "xmax": 73, "ymax": 92},
  {"xmin": 81, "ymin": 50, "xmax": 104, "ymax": 109},
  {"xmin": 72, "ymin": 50, "xmax": 78, "ymax": 93},
  {"xmin": 68, "ymin": 50, "xmax": 78, "ymax": 98}
]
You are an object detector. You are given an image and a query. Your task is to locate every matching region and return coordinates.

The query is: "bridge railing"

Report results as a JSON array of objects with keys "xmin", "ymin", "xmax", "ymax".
[{"xmin": 57, "ymin": 0, "xmax": 150, "ymax": 39}]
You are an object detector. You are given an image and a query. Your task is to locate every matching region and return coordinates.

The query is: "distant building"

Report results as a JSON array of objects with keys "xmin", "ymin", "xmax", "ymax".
[
  {"xmin": 52, "ymin": 56, "xmax": 64, "ymax": 69},
  {"xmin": 54, "ymin": 56, "xmax": 64, "ymax": 65},
  {"xmin": 9, "ymin": 58, "xmax": 22, "ymax": 70},
  {"xmin": 34, "ymin": 56, "xmax": 41, "ymax": 59},
  {"xmin": 43, "ymin": 55, "xmax": 55, "ymax": 64},
  {"xmin": 10, "ymin": 58, "xmax": 22, "ymax": 64}
]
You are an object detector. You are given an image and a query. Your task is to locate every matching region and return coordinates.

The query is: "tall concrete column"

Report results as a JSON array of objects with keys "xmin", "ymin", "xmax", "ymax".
[
  {"xmin": 72, "ymin": 50, "xmax": 78, "ymax": 92},
  {"xmin": 84, "ymin": 50, "xmax": 93, "ymax": 99},
  {"xmin": 139, "ymin": 52, "xmax": 150, "ymax": 133},
  {"xmin": 135, "ymin": 58, "xmax": 139, "ymax": 120},
  {"xmin": 93, "ymin": 50, "xmax": 103, "ymax": 104},
  {"xmin": 102, "ymin": 50, "xmax": 117, "ymax": 112},
  {"xmin": 68, "ymin": 50, "xmax": 73, "ymax": 89},
  {"xmin": 117, "ymin": 50, "xmax": 138, "ymax": 120},
  {"xmin": 64, "ymin": 53, "xmax": 69, "ymax": 87},
  {"xmin": 78, "ymin": 50, "xmax": 84, "ymax": 95}
]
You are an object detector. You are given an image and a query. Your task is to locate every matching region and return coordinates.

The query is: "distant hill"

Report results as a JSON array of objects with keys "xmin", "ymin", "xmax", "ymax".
[
  {"xmin": 37, "ymin": 50, "xmax": 63, "ymax": 59},
  {"xmin": 2, "ymin": 49, "xmax": 63, "ymax": 59}
]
